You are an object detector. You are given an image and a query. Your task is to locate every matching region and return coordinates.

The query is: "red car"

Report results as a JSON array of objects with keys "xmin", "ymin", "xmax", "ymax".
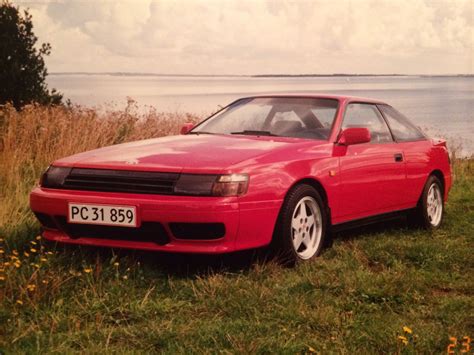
[{"xmin": 30, "ymin": 95, "xmax": 451, "ymax": 264}]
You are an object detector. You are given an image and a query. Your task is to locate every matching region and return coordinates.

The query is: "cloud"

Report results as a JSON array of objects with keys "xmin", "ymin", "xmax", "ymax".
[{"xmin": 15, "ymin": 0, "xmax": 474, "ymax": 74}]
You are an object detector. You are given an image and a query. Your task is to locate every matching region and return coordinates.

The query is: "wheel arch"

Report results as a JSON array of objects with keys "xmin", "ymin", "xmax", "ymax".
[
  {"xmin": 429, "ymin": 169, "xmax": 445, "ymax": 194},
  {"xmin": 269, "ymin": 177, "xmax": 331, "ymax": 260},
  {"xmin": 416, "ymin": 169, "xmax": 445, "ymax": 204},
  {"xmin": 286, "ymin": 177, "xmax": 331, "ymax": 222}
]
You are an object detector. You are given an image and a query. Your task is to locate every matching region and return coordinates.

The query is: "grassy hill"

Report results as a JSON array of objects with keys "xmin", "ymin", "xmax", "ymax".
[{"xmin": 0, "ymin": 105, "xmax": 472, "ymax": 353}]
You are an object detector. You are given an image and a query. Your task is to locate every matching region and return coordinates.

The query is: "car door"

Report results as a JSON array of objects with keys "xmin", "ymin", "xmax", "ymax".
[
  {"xmin": 337, "ymin": 103, "xmax": 408, "ymax": 222},
  {"xmin": 378, "ymin": 104, "xmax": 432, "ymax": 207}
]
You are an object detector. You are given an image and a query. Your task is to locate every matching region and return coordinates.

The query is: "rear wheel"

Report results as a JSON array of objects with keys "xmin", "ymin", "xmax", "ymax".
[
  {"xmin": 408, "ymin": 175, "xmax": 444, "ymax": 229},
  {"xmin": 272, "ymin": 184, "xmax": 328, "ymax": 265}
]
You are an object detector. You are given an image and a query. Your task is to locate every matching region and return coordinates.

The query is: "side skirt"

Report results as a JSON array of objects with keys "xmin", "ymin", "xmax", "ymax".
[{"xmin": 331, "ymin": 208, "xmax": 413, "ymax": 233}]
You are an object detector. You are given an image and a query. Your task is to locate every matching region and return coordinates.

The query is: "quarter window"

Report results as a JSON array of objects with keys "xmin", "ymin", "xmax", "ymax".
[
  {"xmin": 378, "ymin": 105, "xmax": 425, "ymax": 141},
  {"xmin": 342, "ymin": 103, "xmax": 393, "ymax": 143}
]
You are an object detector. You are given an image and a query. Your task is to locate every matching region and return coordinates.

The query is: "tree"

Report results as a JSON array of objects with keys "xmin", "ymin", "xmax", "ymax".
[{"xmin": 0, "ymin": 1, "xmax": 62, "ymax": 109}]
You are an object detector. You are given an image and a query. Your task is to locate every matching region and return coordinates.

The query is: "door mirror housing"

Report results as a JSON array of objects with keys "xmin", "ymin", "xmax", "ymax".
[
  {"xmin": 180, "ymin": 123, "xmax": 194, "ymax": 135},
  {"xmin": 338, "ymin": 128, "xmax": 371, "ymax": 145}
]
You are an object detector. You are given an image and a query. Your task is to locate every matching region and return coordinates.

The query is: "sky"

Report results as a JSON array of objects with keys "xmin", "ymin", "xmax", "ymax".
[{"xmin": 15, "ymin": 0, "xmax": 474, "ymax": 75}]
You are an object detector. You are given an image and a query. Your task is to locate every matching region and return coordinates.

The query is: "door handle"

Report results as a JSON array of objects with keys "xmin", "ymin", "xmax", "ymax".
[{"xmin": 394, "ymin": 153, "xmax": 403, "ymax": 162}]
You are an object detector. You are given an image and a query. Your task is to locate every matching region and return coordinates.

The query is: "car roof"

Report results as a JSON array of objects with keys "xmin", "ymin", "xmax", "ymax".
[{"xmin": 240, "ymin": 93, "xmax": 388, "ymax": 105}]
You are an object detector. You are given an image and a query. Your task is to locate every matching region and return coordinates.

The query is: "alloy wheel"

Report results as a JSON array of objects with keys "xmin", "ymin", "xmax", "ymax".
[{"xmin": 291, "ymin": 196, "xmax": 323, "ymax": 259}]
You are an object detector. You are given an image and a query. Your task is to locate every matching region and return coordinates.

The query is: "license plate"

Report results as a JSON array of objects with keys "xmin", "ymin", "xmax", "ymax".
[{"xmin": 68, "ymin": 203, "xmax": 137, "ymax": 227}]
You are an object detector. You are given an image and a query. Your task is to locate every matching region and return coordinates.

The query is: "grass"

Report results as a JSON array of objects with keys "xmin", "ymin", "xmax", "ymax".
[{"xmin": 0, "ymin": 104, "xmax": 473, "ymax": 353}]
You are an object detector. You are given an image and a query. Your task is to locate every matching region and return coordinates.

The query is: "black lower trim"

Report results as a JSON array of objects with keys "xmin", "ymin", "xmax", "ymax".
[
  {"xmin": 54, "ymin": 216, "xmax": 170, "ymax": 245},
  {"xmin": 34, "ymin": 212, "xmax": 58, "ymax": 230},
  {"xmin": 169, "ymin": 223, "xmax": 225, "ymax": 240},
  {"xmin": 331, "ymin": 209, "xmax": 411, "ymax": 233}
]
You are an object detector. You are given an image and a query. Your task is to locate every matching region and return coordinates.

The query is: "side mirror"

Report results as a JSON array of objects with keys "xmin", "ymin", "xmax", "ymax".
[
  {"xmin": 180, "ymin": 123, "xmax": 194, "ymax": 135},
  {"xmin": 338, "ymin": 128, "xmax": 371, "ymax": 145}
]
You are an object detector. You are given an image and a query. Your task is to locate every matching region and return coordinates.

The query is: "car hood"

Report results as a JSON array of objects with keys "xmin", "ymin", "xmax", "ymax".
[{"xmin": 53, "ymin": 134, "xmax": 326, "ymax": 173}]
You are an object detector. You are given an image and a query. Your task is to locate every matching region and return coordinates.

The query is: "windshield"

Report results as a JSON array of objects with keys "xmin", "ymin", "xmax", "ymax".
[{"xmin": 191, "ymin": 97, "xmax": 339, "ymax": 140}]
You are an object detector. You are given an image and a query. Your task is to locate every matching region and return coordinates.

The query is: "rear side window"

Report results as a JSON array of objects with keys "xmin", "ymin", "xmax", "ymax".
[
  {"xmin": 342, "ymin": 103, "xmax": 393, "ymax": 143},
  {"xmin": 378, "ymin": 105, "xmax": 425, "ymax": 141}
]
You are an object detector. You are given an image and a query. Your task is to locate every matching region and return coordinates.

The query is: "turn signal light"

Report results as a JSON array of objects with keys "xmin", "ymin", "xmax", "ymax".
[{"xmin": 212, "ymin": 174, "xmax": 249, "ymax": 197}]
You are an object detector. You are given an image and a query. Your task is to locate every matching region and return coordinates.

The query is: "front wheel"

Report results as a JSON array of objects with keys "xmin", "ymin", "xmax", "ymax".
[{"xmin": 271, "ymin": 184, "xmax": 328, "ymax": 265}]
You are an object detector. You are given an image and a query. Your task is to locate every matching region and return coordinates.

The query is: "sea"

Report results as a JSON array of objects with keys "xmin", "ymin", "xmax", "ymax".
[{"xmin": 47, "ymin": 74, "xmax": 474, "ymax": 156}]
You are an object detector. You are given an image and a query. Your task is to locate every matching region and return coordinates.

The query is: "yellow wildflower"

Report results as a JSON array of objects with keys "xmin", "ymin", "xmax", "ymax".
[
  {"xmin": 403, "ymin": 326, "xmax": 413, "ymax": 334},
  {"xmin": 84, "ymin": 268, "xmax": 93, "ymax": 273},
  {"xmin": 24, "ymin": 252, "xmax": 30, "ymax": 257},
  {"xmin": 398, "ymin": 335, "xmax": 408, "ymax": 345},
  {"xmin": 46, "ymin": 251, "xmax": 53, "ymax": 255},
  {"xmin": 36, "ymin": 236, "xmax": 42, "ymax": 240},
  {"xmin": 40, "ymin": 257, "xmax": 47, "ymax": 262},
  {"xmin": 0, "ymin": 276, "xmax": 5, "ymax": 281},
  {"xmin": 113, "ymin": 262, "xmax": 119, "ymax": 267},
  {"xmin": 14, "ymin": 262, "xmax": 21, "ymax": 268},
  {"xmin": 4, "ymin": 262, "xmax": 10, "ymax": 266},
  {"xmin": 30, "ymin": 248, "xmax": 37, "ymax": 253},
  {"xmin": 30, "ymin": 241, "xmax": 37, "ymax": 246},
  {"xmin": 123, "ymin": 275, "xmax": 128, "ymax": 280},
  {"xmin": 12, "ymin": 250, "xmax": 19, "ymax": 256},
  {"xmin": 16, "ymin": 300, "xmax": 23, "ymax": 305},
  {"xmin": 0, "ymin": 249, "xmax": 4, "ymax": 254},
  {"xmin": 27, "ymin": 284, "xmax": 36, "ymax": 291},
  {"xmin": 42, "ymin": 280, "xmax": 48, "ymax": 284},
  {"xmin": 33, "ymin": 264, "xmax": 40, "ymax": 269}
]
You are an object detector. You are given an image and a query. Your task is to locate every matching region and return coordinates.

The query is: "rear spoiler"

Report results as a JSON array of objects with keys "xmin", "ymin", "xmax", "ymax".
[
  {"xmin": 432, "ymin": 138, "xmax": 450, "ymax": 163},
  {"xmin": 432, "ymin": 138, "xmax": 447, "ymax": 148}
]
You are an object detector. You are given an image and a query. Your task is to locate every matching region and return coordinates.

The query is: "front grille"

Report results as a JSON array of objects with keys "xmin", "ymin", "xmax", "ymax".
[
  {"xmin": 62, "ymin": 168, "xmax": 180, "ymax": 195},
  {"xmin": 55, "ymin": 216, "xmax": 170, "ymax": 245}
]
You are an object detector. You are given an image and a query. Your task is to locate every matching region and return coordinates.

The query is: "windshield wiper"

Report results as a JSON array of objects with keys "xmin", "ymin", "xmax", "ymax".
[
  {"xmin": 187, "ymin": 131, "xmax": 215, "ymax": 135},
  {"xmin": 231, "ymin": 130, "xmax": 278, "ymax": 137}
]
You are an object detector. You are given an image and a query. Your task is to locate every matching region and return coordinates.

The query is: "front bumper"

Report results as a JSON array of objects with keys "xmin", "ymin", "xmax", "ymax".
[{"xmin": 30, "ymin": 187, "xmax": 281, "ymax": 254}]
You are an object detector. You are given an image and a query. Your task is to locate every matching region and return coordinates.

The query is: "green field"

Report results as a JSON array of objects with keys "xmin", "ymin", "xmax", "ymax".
[{"xmin": 0, "ymin": 106, "xmax": 473, "ymax": 353}]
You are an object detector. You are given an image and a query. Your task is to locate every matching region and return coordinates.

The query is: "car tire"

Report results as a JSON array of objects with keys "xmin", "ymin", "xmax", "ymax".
[
  {"xmin": 408, "ymin": 175, "xmax": 444, "ymax": 229},
  {"xmin": 271, "ymin": 184, "xmax": 328, "ymax": 266}
]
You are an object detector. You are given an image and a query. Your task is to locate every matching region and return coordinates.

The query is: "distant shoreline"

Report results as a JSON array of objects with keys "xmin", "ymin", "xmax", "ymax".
[{"xmin": 49, "ymin": 72, "xmax": 474, "ymax": 78}]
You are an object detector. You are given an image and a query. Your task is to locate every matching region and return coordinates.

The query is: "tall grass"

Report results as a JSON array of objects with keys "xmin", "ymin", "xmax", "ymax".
[
  {"xmin": 0, "ymin": 105, "xmax": 473, "ymax": 353},
  {"xmin": 0, "ymin": 102, "xmax": 199, "ymax": 244}
]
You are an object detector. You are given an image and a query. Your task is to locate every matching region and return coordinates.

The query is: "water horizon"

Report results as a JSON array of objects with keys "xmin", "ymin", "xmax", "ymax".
[{"xmin": 46, "ymin": 74, "xmax": 474, "ymax": 156}]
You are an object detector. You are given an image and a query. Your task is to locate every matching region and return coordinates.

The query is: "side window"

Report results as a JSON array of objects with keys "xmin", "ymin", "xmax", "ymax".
[
  {"xmin": 342, "ymin": 103, "xmax": 393, "ymax": 143},
  {"xmin": 378, "ymin": 105, "xmax": 425, "ymax": 141}
]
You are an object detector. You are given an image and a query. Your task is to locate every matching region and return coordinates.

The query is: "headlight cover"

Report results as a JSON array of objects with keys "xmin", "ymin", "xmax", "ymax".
[
  {"xmin": 174, "ymin": 173, "xmax": 249, "ymax": 197},
  {"xmin": 40, "ymin": 166, "xmax": 71, "ymax": 188},
  {"xmin": 173, "ymin": 174, "xmax": 218, "ymax": 195}
]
